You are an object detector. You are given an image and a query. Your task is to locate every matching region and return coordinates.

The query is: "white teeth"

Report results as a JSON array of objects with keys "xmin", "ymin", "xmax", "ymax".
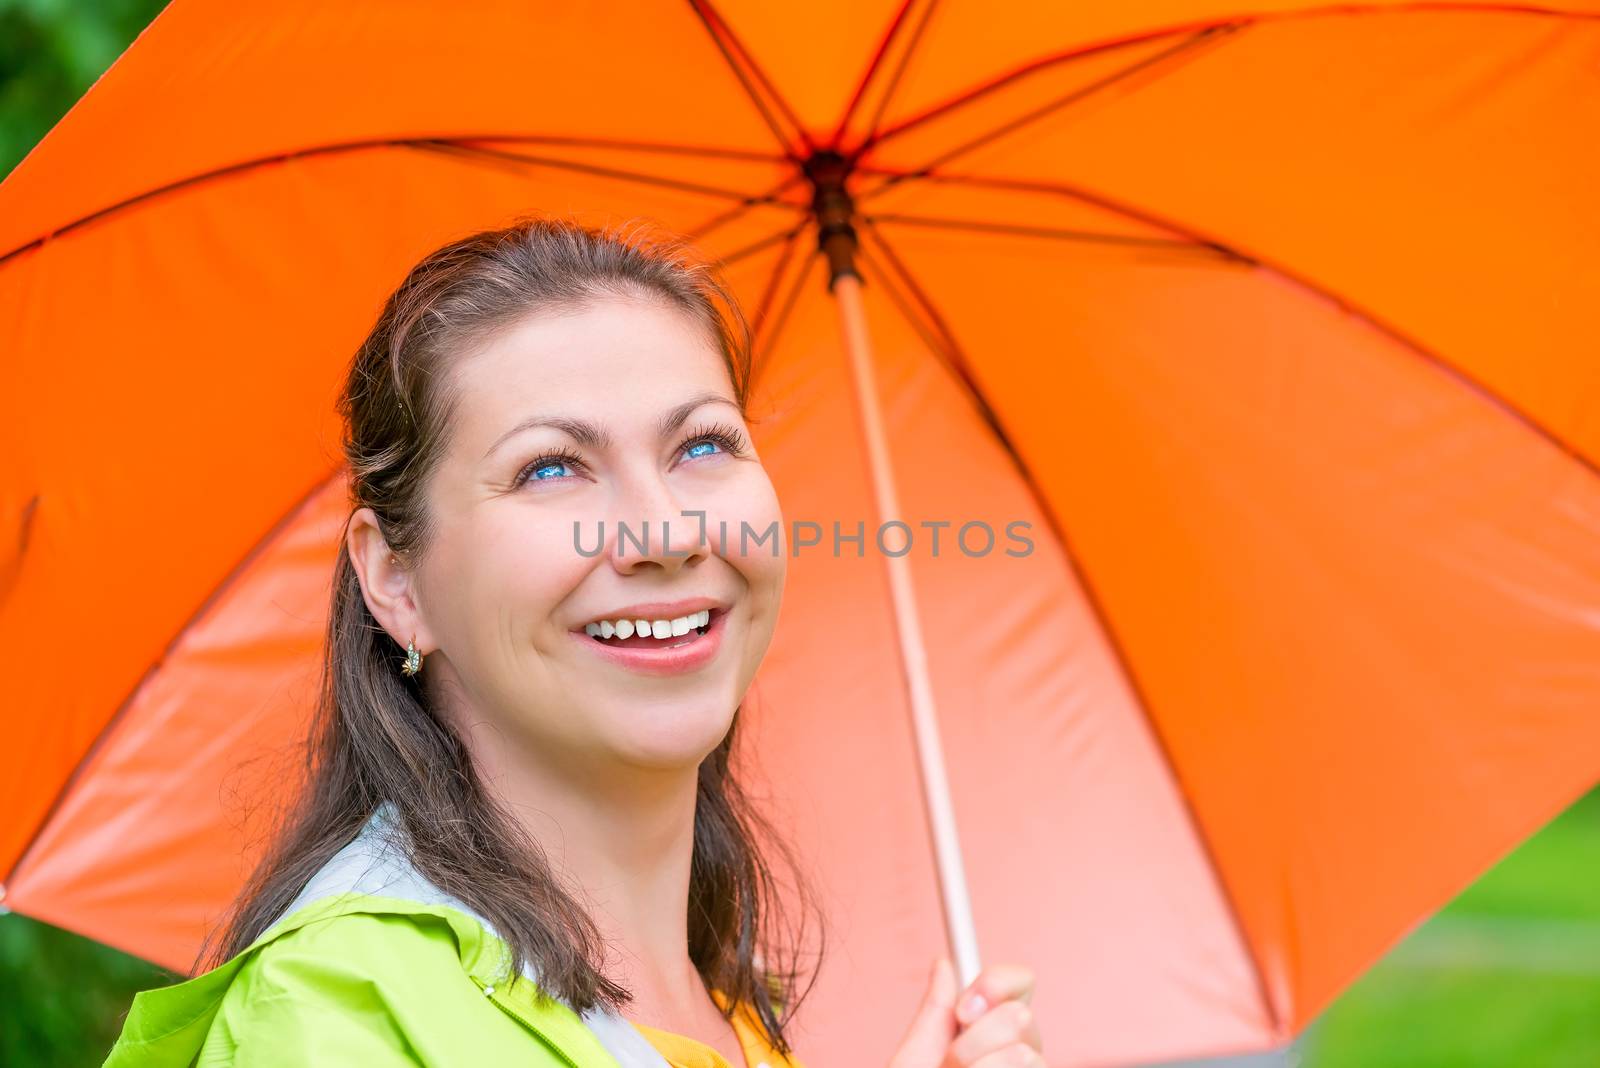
[{"xmin": 585, "ymin": 609, "xmax": 716, "ymax": 640}]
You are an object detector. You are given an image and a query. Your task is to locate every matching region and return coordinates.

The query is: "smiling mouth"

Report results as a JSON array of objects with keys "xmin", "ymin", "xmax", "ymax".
[{"xmin": 579, "ymin": 607, "xmax": 724, "ymax": 650}]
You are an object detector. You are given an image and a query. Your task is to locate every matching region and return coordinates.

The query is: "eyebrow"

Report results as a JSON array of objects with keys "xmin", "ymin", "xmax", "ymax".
[{"xmin": 482, "ymin": 391, "xmax": 742, "ymax": 461}]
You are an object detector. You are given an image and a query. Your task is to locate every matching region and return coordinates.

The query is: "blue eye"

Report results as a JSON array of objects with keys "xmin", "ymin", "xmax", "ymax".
[
  {"xmin": 514, "ymin": 447, "xmax": 586, "ymax": 488},
  {"xmin": 513, "ymin": 421, "xmax": 748, "ymax": 489},
  {"xmin": 677, "ymin": 421, "xmax": 748, "ymax": 463}
]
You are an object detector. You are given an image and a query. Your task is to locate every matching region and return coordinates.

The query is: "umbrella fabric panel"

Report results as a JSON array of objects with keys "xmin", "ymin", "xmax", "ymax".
[
  {"xmin": 871, "ymin": 218, "xmax": 1600, "ymax": 1034},
  {"xmin": 863, "ymin": 9, "xmax": 1600, "ymax": 462},
  {"xmin": 0, "ymin": 185, "xmax": 351, "ymax": 879},
  {"xmin": 6, "ymin": 473, "xmax": 349, "ymax": 966}
]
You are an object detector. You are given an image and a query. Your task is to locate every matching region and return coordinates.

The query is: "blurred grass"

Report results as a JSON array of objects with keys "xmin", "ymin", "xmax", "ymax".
[
  {"xmin": 1304, "ymin": 784, "xmax": 1600, "ymax": 1067},
  {"xmin": 0, "ymin": 911, "xmax": 175, "ymax": 1066}
]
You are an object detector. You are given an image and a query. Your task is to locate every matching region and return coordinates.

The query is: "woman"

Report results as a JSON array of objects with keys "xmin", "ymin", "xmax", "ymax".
[{"xmin": 104, "ymin": 216, "xmax": 1044, "ymax": 1067}]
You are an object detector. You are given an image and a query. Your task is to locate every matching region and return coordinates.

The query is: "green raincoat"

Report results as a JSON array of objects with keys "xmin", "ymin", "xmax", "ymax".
[{"xmin": 102, "ymin": 802, "xmax": 712, "ymax": 1067}]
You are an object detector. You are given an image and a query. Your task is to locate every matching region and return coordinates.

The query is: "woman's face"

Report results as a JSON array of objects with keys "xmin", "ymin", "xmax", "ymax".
[{"xmin": 394, "ymin": 295, "xmax": 785, "ymax": 777}]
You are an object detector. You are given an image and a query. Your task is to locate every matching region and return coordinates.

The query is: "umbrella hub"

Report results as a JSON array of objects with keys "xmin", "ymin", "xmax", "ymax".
[{"xmin": 803, "ymin": 150, "xmax": 859, "ymax": 290}]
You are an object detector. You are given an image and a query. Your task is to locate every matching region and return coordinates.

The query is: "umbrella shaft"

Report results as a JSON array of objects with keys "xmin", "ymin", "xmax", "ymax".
[{"xmin": 830, "ymin": 272, "xmax": 983, "ymax": 989}]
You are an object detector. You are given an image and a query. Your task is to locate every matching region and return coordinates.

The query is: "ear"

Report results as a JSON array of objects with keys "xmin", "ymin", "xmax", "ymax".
[{"xmin": 347, "ymin": 506, "xmax": 433, "ymax": 655}]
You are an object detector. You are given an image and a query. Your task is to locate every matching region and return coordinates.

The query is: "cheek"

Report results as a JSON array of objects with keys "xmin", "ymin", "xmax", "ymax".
[
  {"xmin": 436, "ymin": 511, "xmax": 585, "ymax": 635},
  {"xmin": 712, "ymin": 473, "xmax": 787, "ymax": 595}
]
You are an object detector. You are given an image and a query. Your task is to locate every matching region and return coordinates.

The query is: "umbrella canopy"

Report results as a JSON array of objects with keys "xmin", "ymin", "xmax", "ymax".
[{"xmin": 4, "ymin": 2, "xmax": 1600, "ymax": 1065}]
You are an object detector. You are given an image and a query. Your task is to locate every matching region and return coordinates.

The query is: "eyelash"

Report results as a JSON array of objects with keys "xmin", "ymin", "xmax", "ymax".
[{"xmin": 512, "ymin": 421, "xmax": 749, "ymax": 488}]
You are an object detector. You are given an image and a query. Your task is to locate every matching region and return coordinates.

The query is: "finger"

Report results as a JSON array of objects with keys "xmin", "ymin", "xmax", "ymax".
[
  {"xmin": 886, "ymin": 956, "xmax": 959, "ymax": 1068},
  {"xmin": 970, "ymin": 1041, "xmax": 1047, "ymax": 1068},
  {"xmin": 955, "ymin": 963, "xmax": 1036, "ymax": 1026},
  {"xmin": 950, "ymin": 998, "xmax": 1043, "ymax": 1066}
]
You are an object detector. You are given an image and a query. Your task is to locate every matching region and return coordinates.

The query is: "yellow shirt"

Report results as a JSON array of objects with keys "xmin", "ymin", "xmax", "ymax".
[{"xmin": 632, "ymin": 988, "xmax": 805, "ymax": 1068}]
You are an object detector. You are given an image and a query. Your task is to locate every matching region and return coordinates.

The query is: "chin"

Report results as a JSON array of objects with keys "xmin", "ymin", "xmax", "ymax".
[{"xmin": 611, "ymin": 704, "xmax": 736, "ymax": 769}]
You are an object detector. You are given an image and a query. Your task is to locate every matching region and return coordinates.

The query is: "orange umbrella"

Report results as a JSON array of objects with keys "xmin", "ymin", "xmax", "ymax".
[{"xmin": 4, "ymin": 2, "xmax": 1599, "ymax": 1065}]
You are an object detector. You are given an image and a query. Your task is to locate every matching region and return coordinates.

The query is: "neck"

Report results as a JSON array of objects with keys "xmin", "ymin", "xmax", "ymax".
[{"xmin": 458, "ymin": 717, "xmax": 713, "ymax": 1021}]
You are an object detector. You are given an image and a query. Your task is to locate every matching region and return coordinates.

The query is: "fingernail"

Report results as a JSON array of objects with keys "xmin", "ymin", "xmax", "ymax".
[{"xmin": 959, "ymin": 992, "xmax": 987, "ymax": 1024}]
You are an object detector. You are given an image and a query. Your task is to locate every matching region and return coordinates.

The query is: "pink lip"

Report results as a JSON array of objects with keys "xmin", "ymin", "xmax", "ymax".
[{"xmin": 569, "ymin": 606, "xmax": 729, "ymax": 677}]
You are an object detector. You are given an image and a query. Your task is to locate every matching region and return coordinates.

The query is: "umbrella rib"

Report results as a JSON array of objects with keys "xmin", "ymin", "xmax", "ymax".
[
  {"xmin": 852, "ymin": 243, "xmax": 966, "ymax": 390},
  {"xmin": 853, "ymin": 24, "xmax": 1243, "ymax": 201},
  {"xmin": 881, "ymin": 168, "xmax": 1600, "ymax": 485},
  {"xmin": 827, "ymin": 0, "xmax": 931, "ymax": 152},
  {"xmin": 748, "ymin": 237, "xmax": 819, "ymax": 394},
  {"xmin": 433, "ymin": 134, "xmax": 791, "ymax": 163},
  {"xmin": 0, "ymin": 134, "xmax": 800, "ymax": 267},
  {"xmin": 854, "ymin": 24, "xmax": 1232, "ymax": 160},
  {"xmin": 688, "ymin": 0, "xmax": 815, "ymax": 161},
  {"xmin": 853, "ymin": 0, "xmax": 944, "ymax": 155},
  {"xmin": 718, "ymin": 222, "xmax": 812, "ymax": 270},
  {"xmin": 854, "ymin": 221, "xmax": 1286, "ymax": 1037},
  {"xmin": 410, "ymin": 140, "xmax": 798, "ymax": 205},
  {"xmin": 849, "ymin": 238, "xmax": 1024, "ymax": 480},
  {"xmin": 853, "ymin": 221, "xmax": 974, "ymax": 394},
  {"xmin": 686, "ymin": 173, "xmax": 810, "ymax": 243},
  {"xmin": 0, "ymin": 493, "xmax": 40, "ymax": 609},
  {"xmin": 850, "ymin": 2, "xmax": 1599, "ymax": 166},
  {"xmin": 747, "ymin": 222, "xmax": 810, "ymax": 352},
  {"xmin": 828, "ymin": 0, "xmax": 918, "ymax": 150},
  {"xmin": 862, "ymin": 210, "xmax": 1243, "ymax": 259},
  {"xmin": 1, "ymin": 468, "xmax": 346, "ymax": 892}
]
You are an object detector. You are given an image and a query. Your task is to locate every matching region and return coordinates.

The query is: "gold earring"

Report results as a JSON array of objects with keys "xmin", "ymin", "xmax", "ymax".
[{"xmin": 401, "ymin": 635, "xmax": 424, "ymax": 677}]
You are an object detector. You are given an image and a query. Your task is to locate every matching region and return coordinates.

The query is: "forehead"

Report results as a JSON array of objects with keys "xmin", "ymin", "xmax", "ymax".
[{"xmin": 450, "ymin": 296, "xmax": 733, "ymax": 431}]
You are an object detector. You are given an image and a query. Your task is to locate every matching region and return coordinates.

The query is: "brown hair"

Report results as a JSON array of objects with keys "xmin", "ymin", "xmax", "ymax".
[{"xmin": 199, "ymin": 214, "xmax": 823, "ymax": 1055}]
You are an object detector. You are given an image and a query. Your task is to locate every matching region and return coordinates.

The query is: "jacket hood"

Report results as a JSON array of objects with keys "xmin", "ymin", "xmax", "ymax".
[
  {"xmin": 264, "ymin": 799, "xmax": 677, "ymax": 1067},
  {"xmin": 105, "ymin": 801, "xmax": 679, "ymax": 1067}
]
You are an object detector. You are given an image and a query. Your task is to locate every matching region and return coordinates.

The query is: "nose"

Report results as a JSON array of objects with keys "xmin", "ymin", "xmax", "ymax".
[{"xmin": 608, "ymin": 469, "xmax": 709, "ymax": 576}]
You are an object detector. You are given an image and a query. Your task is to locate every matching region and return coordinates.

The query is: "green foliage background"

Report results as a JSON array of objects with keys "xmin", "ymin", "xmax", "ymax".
[
  {"xmin": 0, "ymin": 0, "xmax": 167, "ymax": 179},
  {"xmin": 1, "ymin": 2, "xmax": 1596, "ymax": 1065}
]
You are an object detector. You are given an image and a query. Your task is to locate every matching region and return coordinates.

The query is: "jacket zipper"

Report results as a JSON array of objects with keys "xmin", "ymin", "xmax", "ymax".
[{"xmin": 472, "ymin": 975, "xmax": 586, "ymax": 1068}]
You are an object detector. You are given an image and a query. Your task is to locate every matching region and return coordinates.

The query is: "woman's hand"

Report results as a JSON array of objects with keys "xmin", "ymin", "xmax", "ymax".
[{"xmin": 888, "ymin": 956, "xmax": 1044, "ymax": 1068}]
